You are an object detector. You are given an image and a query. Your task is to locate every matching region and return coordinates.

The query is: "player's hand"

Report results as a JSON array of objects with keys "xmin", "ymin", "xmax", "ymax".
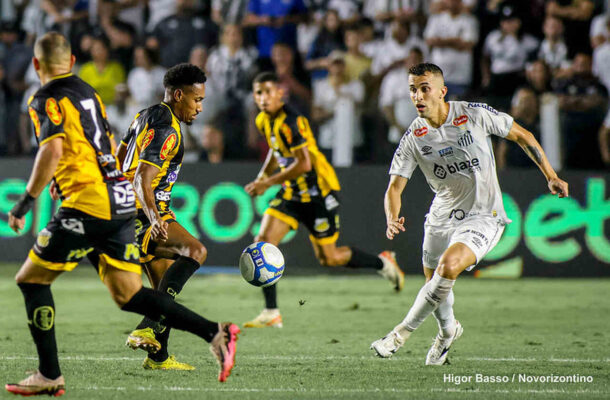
[
  {"xmin": 151, "ymin": 219, "xmax": 169, "ymax": 242},
  {"xmin": 386, "ymin": 217, "xmax": 405, "ymax": 240},
  {"xmin": 49, "ymin": 181, "xmax": 60, "ymax": 201},
  {"xmin": 8, "ymin": 212, "xmax": 26, "ymax": 234},
  {"xmin": 548, "ymin": 177, "xmax": 569, "ymax": 198},
  {"xmin": 245, "ymin": 179, "xmax": 270, "ymax": 196}
]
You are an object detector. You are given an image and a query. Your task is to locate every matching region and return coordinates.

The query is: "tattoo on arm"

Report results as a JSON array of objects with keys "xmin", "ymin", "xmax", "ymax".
[{"xmin": 525, "ymin": 145, "xmax": 543, "ymax": 165}]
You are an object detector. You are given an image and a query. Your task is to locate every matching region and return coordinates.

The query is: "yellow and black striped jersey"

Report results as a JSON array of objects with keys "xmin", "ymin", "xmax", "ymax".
[
  {"xmin": 120, "ymin": 103, "xmax": 183, "ymax": 213},
  {"xmin": 27, "ymin": 73, "xmax": 136, "ymax": 220},
  {"xmin": 255, "ymin": 105, "xmax": 340, "ymax": 202}
]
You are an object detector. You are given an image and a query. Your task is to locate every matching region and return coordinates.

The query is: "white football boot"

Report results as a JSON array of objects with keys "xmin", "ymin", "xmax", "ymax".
[
  {"xmin": 425, "ymin": 320, "xmax": 463, "ymax": 365},
  {"xmin": 370, "ymin": 330, "xmax": 405, "ymax": 358},
  {"xmin": 243, "ymin": 308, "xmax": 283, "ymax": 328}
]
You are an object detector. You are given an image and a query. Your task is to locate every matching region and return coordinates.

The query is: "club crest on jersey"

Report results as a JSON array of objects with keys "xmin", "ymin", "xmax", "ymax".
[
  {"xmin": 458, "ymin": 132, "xmax": 474, "ymax": 147},
  {"xmin": 160, "ymin": 133, "xmax": 177, "ymax": 160},
  {"xmin": 28, "ymin": 107, "xmax": 41, "ymax": 136},
  {"xmin": 281, "ymin": 123, "xmax": 293, "ymax": 144},
  {"xmin": 314, "ymin": 218, "xmax": 330, "ymax": 232},
  {"xmin": 453, "ymin": 115, "xmax": 468, "ymax": 126},
  {"xmin": 414, "ymin": 127, "xmax": 428, "ymax": 137},
  {"xmin": 45, "ymin": 98, "xmax": 62, "ymax": 125},
  {"xmin": 142, "ymin": 129, "xmax": 155, "ymax": 150}
]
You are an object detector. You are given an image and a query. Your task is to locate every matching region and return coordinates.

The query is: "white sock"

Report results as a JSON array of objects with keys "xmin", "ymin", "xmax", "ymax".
[
  {"xmin": 398, "ymin": 274, "xmax": 456, "ymax": 333},
  {"xmin": 433, "ymin": 289, "xmax": 456, "ymax": 338}
]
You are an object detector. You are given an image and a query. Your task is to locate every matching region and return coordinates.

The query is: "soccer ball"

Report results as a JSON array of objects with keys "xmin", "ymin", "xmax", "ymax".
[{"xmin": 239, "ymin": 242, "xmax": 285, "ymax": 287}]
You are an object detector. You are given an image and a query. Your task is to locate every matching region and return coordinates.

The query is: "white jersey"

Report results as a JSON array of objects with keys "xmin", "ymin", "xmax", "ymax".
[{"xmin": 390, "ymin": 101, "xmax": 513, "ymax": 227}]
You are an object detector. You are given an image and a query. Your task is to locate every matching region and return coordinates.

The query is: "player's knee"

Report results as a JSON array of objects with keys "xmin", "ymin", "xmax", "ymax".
[
  {"xmin": 187, "ymin": 241, "xmax": 207, "ymax": 264},
  {"xmin": 436, "ymin": 256, "xmax": 461, "ymax": 279},
  {"xmin": 110, "ymin": 290, "xmax": 133, "ymax": 308}
]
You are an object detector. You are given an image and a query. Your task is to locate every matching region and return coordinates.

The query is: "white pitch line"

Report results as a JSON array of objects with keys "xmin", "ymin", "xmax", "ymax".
[
  {"xmin": 1, "ymin": 355, "xmax": 609, "ymax": 363},
  {"xmin": 70, "ymin": 386, "xmax": 604, "ymax": 395}
]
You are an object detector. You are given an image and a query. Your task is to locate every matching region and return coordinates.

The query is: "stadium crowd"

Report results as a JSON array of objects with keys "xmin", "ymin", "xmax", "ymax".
[{"xmin": 0, "ymin": 0, "xmax": 609, "ymax": 169}]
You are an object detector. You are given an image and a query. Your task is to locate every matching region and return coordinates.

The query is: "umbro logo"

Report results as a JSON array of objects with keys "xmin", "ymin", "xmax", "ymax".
[{"xmin": 421, "ymin": 146, "xmax": 432, "ymax": 155}]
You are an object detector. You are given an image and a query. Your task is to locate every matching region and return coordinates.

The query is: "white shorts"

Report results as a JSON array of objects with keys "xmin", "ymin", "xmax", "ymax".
[{"xmin": 422, "ymin": 216, "xmax": 505, "ymax": 271}]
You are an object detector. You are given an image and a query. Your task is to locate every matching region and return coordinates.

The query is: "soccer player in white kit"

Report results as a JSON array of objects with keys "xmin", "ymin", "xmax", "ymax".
[{"xmin": 370, "ymin": 63, "xmax": 569, "ymax": 365}]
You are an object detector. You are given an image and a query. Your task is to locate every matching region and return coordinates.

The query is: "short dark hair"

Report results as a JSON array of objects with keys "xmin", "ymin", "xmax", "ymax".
[
  {"xmin": 408, "ymin": 63, "xmax": 444, "ymax": 79},
  {"xmin": 163, "ymin": 63, "xmax": 207, "ymax": 89},
  {"xmin": 253, "ymin": 71, "xmax": 278, "ymax": 85}
]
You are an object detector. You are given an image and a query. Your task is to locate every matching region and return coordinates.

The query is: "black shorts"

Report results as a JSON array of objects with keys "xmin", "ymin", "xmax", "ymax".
[
  {"xmin": 135, "ymin": 209, "xmax": 176, "ymax": 263},
  {"xmin": 30, "ymin": 207, "xmax": 141, "ymax": 278},
  {"xmin": 265, "ymin": 192, "xmax": 340, "ymax": 245}
]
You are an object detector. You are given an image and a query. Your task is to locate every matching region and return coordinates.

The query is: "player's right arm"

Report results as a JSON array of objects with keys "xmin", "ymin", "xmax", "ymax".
[
  {"xmin": 133, "ymin": 162, "xmax": 168, "ymax": 242},
  {"xmin": 256, "ymin": 148, "xmax": 279, "ymax": 180},
  {"xmin": 384, "ymin": 175, "xmax": 408, "ymax": 240},
  {"xmin": 116, "ymin": 141, "xmax": 127, "ymax": 167},
  {"xmin": 9, "ymin": 137, "xmax": 63, "ymax": 233}
]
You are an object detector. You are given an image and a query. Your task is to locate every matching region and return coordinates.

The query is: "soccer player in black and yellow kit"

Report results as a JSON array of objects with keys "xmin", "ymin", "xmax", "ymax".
[
  {"xmin": 243, "ymin": 72, "xmax": 405, "ymax": 328},
  {"xmin": 5, "ymin": 33, "xmax": 239, "ymax": 397},
  {"xmin": 116, "ymin": 64, "xmax": 216, "ymax": 370}
]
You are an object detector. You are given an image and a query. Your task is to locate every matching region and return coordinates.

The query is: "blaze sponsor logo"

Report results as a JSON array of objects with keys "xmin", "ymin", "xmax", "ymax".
[
  {"xmin": 29, "ymin": 107, "xmax": 41, "ymax": 136},
  {"xmin": 142, "ymin": 129, "xmax": 155, "ymax": 150},
  {"xmin": 433, "ymin": 158, "xmax": 480, "ymax": 179},
  {"xmin": 414, "ymin": 127, "xmax": 428, "ymax": 137},
  {"xmin": 160, "ymin": 133, "xmax": 177, "ymax": 160},
  {"xmin": 453, "ymin": 115, "xmax": 468, "ymax": 126},
  {"xmin": 45, "ymin": 98, "xmax": 63, "ymax": 125},
  {"xmin": 421, "ymin": 145, "xmax": 432, "ymax": 155}
]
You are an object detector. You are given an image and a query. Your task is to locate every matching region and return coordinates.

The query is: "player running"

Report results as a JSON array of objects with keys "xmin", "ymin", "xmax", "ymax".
[
  {"xmin": 370, "ymin": 63, "xmax": 568, "ymax": 364},
  {"xmin": 5, "ymin": 33, "xmax": 239, "ymax": 397},
  {"xmin": 243, "ymin": 72, "xmax": 404, "ymax": 329},
  {"xmin": 116, "ymin": 63, "xmax": 213, "ymax": 371}
]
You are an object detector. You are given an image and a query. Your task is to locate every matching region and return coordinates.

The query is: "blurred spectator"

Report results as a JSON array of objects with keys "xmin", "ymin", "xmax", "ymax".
[
  {"xmin": 296, "ymin": 3, "xmax": 322, "ymax": 59},
  {"xmin": 189, "ymin": 45, "xmax": 209, "ymax": 72},
  {"xmin": 379, "ymin": 47, "xmax": 424, "ymax": 143},
  {"xmin": 204, "ymin": 24, "xmax": 258, "ymax": 158},
  {"xmin": 599, "ymin": 107, "xmax": 610, "ymax": 166},
  {"xmin": 593, "ymin": 18, "xmax": 610, "ymax": 93},
  {"xmin": 497, "ymin": 87, "xmax": 541, "ymax": 169},
  {"xmin": 325, "ymin": 0, "xmax": 363, "ymax": 24},
  {"xmin": 424, "ymin": 0, "xmax": 478, "ymax": 97},
  {"xmin": 363, "ymin": 0, "xmax": 425, "ymax": 38},
  {"xmin": 370, "ymin": 19, "xmax": 426, "ymax": 79},
  {"xmin": 212, "ymin": 0, "xmax": 250, "ymax": 24},
  {"xmin": 590, "ymin": 11, "xmax": 609, "ymax": 48},
  {"xmin": 554, "ymin": 53, "xmax": 607, "ymax": 169},
  {"xmin": 106, "ymin": 83, "xmax": 139, "ymax": 137},
  {"xmin": 243, "ymin": 0, "xmax": 307, "ymax": 64},
  {"xmin": 482, "ymin": 3, "xmax": 538, "ymax": 111},
  {"xmin": 358, "ymin": 17, "xmax": 381, "ymax": 58},
  {"xmin": 199, "ymin": 124, "xmax": 225, "ymax": 163},
  {"xmin": 145, "ymin": 0, "xmax": 177, "ymax": 32},
  {"xmin": 99, "ymin": 11, "xmax": 137, "ymax": 71},
  {"xmin": 305, "ymin": 9, "xmax": 345, "ymax": 80},
  {"xmin": 98, "ymin": 0, "xmax": 146, "ymax": 36},
  {"xmin": 311, "ymin": 51, "xmax": 365, "ymax": 163},
  {"xmin": 271, "ymin": 42, "xmax": 312, "ymax": 115},
  {"xmin": 343, "ymin": 23, "xmax": 372, "ymax": 82},
  {"xmin": 79, "ymin": 35, "xmax": 126, "ymax": 105},
  {"xmin": 0, "ymin": 20, "xmax": 31, "ymax": 154},
  {"xmin": 147, "ymin": 0, "xmax": 218, "ymax": 68},
  {"xmin": 127, "ymin": 46, "xmax": 165, "ymax": 110},
  {"xmin": 538, "ymin": 16, "xmax": 570, "ymax": 72},
  {"xmin": 18, "ymin": 64, "xmax": 40, "ymax": 156},
  {"xmin": 546, "ymin": 0, "xmax": 594, "ymax": 57},
  {"xmin": 430, "ymin": 0, "xmax": 477, "ymax": 14},
  {"xmin": 525, "ymin": 60, "xmax": 553, "ymax": 96},
  {"xmin": 41, "ymin": 0, "xmax": 89, "ymax": 43}
]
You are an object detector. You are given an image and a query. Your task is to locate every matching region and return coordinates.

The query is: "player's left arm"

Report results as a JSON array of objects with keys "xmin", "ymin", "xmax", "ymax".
[
  {"xmin": 505, "ymin": 122, "xmax": 569, "ymax": 197},
  {"xmin": 116, "ymin": 141, "xmax": 127, "ymax": 167},
  {"xmin": 9, "ymin": 137, "xmax": 64, "ymax": 233}
]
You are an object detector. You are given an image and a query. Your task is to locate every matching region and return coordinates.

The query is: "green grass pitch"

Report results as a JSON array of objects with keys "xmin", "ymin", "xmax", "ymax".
[{"xmin": 0, "ymin": 264, "xmax": 608, "ymax": 399}]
